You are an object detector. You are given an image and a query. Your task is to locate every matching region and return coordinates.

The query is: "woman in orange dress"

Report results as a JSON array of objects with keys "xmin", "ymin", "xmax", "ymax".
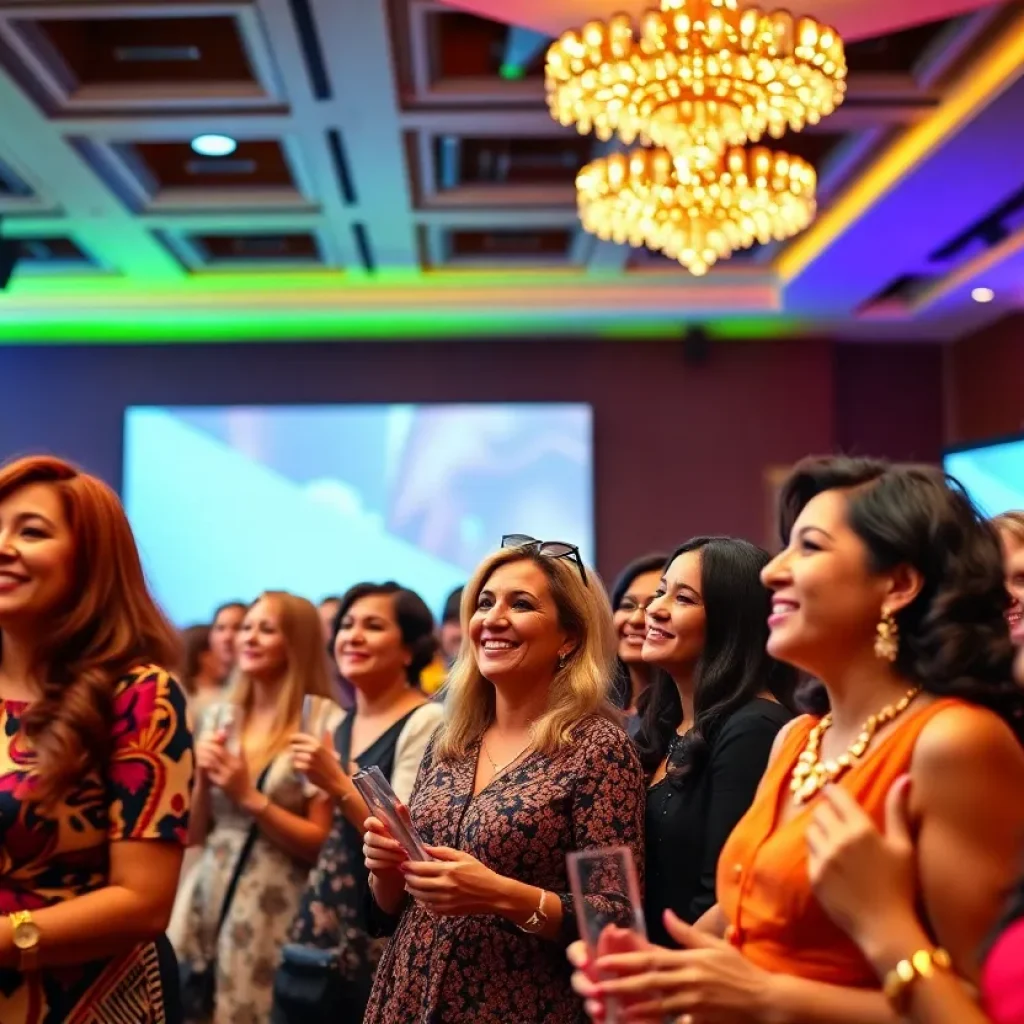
[{"xmin": 572, "ymin": 456, "xmax": 1024, "ymax": 1024}]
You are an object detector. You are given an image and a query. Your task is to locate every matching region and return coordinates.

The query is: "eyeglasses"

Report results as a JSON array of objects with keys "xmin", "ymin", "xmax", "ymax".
[{"xmin": 501, "ymin": 534, "xmax": 588, "ymax": 586}]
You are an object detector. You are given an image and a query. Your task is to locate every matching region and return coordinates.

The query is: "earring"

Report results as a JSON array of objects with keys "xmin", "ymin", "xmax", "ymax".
[
  {"xmin": 875, "ymin": 608, "xmax": 899, "ymax": 663},
  {"xmin": 557, "ymin": 652, "xmax": 568, "ymax": 670}
]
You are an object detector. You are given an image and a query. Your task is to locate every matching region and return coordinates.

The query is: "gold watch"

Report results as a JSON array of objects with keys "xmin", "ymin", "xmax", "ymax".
[{"xmin": 9, "ymin": 911, "xmax": 40, "ymax": 972}]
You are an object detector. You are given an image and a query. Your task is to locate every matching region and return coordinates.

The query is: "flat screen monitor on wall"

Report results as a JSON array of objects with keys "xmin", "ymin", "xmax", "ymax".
[
  {"xmin": 123, "ymin": 402, "xmax": 595, "ymax": 627},
  {"xmin": 943, "ymin": 432, "xmax": 1024, "ymax": 519}
]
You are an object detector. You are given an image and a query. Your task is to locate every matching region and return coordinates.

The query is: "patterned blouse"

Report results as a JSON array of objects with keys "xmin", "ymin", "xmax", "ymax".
[
  {"xmin": 363, "ymin": 714, "xmax": 645, "ymax": 1024},
  {"xmin": 0, "ymin": 664, "xmax": 193, "ymax": 1024}
]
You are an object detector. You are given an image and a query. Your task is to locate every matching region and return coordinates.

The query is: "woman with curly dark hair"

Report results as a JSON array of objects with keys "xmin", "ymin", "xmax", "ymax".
[
  {"xmin": 571, "ymin": 456, "xmax": 1024, "ymax": 1024},
  {"xmin": 634, "ymin": 538, "xmax": 796, "ymax": 942},
  {"xmin": 0, "ymin": 455, "xmax": 193, "ymax": 1023}
]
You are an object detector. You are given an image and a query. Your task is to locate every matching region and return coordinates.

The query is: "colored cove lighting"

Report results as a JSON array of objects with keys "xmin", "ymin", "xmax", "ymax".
[{"xmin": 190, "ymin": 135, "xmax": 238, "ymax": 157}]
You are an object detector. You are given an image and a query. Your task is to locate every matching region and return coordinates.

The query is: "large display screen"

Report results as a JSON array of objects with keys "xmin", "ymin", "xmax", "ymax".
[
  {"xmin": 944, "ymin": 433, "xmax": 1024, "ymax": 519},
  {"xmin": 124, "ymin": 403, "xmax": 594, "ymax": 626}
]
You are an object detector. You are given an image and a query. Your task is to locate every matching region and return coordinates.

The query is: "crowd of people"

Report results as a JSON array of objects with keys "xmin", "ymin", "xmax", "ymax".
[{"xmin": 0, "ymin": 451, "xmax": 1023, "ymax": 1024}]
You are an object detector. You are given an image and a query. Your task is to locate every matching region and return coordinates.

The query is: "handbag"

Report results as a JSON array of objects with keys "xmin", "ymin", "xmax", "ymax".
[
  {"xmin": 270, "ymin": 945, "xmax": 356, "ymax": 1024},
  {"xmin": 179, "ymin": 764, "xmax": 271, "ymax": 1019}
]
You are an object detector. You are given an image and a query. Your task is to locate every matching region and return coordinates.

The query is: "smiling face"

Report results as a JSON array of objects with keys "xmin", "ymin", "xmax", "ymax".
[
  {"xmin": 613, "ymin": 569, "xmax": 662, "ymax": 666},
  {"xmin": 0, "ymin": 482, "xmax": 76, "ymax": 629},
  {"xmin": 641, "ymin": 551, "xmax": 706, "ymax": 674},
  {"xmin": 469, "ymin": 558, "xmax": 573, "ymax": 686},
  {"xmin": 1000, "ymin": 530, "xmax": 1024, "ymax": 647},
  {"xmin": 334, "ymin": 593, "xmax": 410, "ymax": 690},
  {"xmin": 236, "ymin": 596, "xmax": 289, "ymax": 683},
  {"xmin": 761, "ymin": 488, "xmax": 898, "ymax": 676},
  {"xmin": 210, "ymin": 604, "xmax": 245, "ymax": 675}
]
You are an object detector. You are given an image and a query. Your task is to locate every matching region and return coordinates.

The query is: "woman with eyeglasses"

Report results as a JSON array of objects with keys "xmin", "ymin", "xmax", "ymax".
[
  {"xmin": 361, "ymin": 536, "xmax": 644, "ymax": 1024},
  {"xmin": 636, "ymin": 538, "xmax": 797, "ymax": 944},
  {"xmin": 608, "ymin": 554, "xmax": 668, "ymax": 720}
]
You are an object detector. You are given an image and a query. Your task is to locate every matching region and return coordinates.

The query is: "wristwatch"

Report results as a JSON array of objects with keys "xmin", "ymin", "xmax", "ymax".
[
  {"xmin": 517, "ymin": 889, "xmax": 549, "ymax": 935},
  {"xmin": 9, "ymin": 911, "xmax": 40, "ymax": 971}
]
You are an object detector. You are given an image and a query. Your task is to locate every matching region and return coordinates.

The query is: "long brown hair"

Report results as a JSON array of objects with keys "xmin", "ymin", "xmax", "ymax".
[{"xmin": 0, "ymin": 455, "xmax": 180, "ymax": 804}]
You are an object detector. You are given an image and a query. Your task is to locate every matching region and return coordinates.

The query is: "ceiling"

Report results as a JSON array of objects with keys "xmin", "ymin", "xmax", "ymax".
[{"xmin": 0, "ymin": 0, "xmax": 1023, "ymax": 343}]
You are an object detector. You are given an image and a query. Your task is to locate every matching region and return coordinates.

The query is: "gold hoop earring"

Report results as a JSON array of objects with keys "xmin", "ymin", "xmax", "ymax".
[{"xmin": 875, "ymin": 608, "xmax": 899, "ymax": 663}]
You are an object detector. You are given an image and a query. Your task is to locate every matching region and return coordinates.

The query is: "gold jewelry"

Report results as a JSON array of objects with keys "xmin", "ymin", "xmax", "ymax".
[
  {"xmin": 517, "ymin": 888, "xmax": 549, "ymax": 935},
  {"xmin": 875, "ymin": 607, "xmax": 899, "ymax": 662},
  {"xmin": 8, "ymin": 910, "xmax": 40, "ymax": 972},
  {"xmin": 481, "ymin": 736, "xmax": 532, "ymax": 777},
  {"xmin": 790, "ymin": 687, "xmax": 921, "ymax": 804},
  {"xmin": 883, "ymin": 947, "xmax": 952, "ymax": 1013}
]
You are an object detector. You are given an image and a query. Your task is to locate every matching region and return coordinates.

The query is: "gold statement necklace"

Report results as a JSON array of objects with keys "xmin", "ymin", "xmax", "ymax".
[{"xmin": 790, "ymin": 686, "xmax": 922, "ymax": 804}]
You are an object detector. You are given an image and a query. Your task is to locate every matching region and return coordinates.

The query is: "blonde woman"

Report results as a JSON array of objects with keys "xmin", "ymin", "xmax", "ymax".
[
  {"xmin": 176, "ymin": 592, "xmax": 342, "ymax": 1024},
  {"xmin": 362, "ymin": 536, "xmax": 645, "ymax": 1024},
  {"xmin": 993, "ymin": 511, "xmax": 1024, "ymax": 648}
]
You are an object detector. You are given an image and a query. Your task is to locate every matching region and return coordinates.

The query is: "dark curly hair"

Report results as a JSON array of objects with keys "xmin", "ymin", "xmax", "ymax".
[
  {"xmin": 635, "ymin": 537, "xmax": 798, "ymax": 786},
  {"xmin": 333, "ymin": 582, "xmax": 438, "ymax": 686},
  {"xmin": 608, "ymin": 552, "xmax": 670, "ymax": 710},
  {"xmin": 779, "ymin": 456, "xmax": 1024, "ymax": 729}
]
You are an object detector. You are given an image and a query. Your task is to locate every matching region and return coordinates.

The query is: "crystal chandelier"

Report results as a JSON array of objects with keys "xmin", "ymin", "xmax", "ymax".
[
  {"xmin": 576, "ymin": 145, "xmax": 817, "ymax": 276},
  {"xmin": 545, "ymin": 0, "xmax": 844, "ymax": 274},
  {"xmin": 546, "ymin": 0, "xmax": 847, "ymax": 160}
]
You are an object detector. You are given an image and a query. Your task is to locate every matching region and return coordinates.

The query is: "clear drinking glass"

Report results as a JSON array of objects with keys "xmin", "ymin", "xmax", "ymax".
[
  {"xmin": 300, "ymin": 694, "xmax": 317, "ymax": 736},
  {"xmin": 215, "ymin": 703, "xmax": 242, "ymax": 756},
  {"xmin": 567, "ymin": 846, "xmax": 647, "ymax": 1024}
]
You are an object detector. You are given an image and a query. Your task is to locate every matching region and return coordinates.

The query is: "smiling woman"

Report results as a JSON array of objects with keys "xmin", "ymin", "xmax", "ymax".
[
  {"xmin": 0, "ymin": 454, "xmax": 194, "ymax": 1024},
  {"xmin": 361, "ymin": 542, "xmax": 645, "ymax": 1024}
]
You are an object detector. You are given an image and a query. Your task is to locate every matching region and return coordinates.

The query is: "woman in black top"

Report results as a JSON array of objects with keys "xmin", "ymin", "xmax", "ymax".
[{"xmin": 637, "ymin": 537, "xmax": 797, "ymax": 944}]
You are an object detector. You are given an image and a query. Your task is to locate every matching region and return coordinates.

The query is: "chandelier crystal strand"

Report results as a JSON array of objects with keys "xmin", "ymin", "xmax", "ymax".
[
  {"xmin": 576, "ymin": 145, "xmax": 817, "ymax": 275},
  {"xmin": 546, "ymin": 0, "xmax": 847, "ymax": 160}
]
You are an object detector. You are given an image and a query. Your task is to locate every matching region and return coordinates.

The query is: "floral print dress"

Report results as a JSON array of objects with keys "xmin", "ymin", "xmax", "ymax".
[
  {"xmin": 0, "ymin": 664, "xmax": 194, "ymax": 1024},
  {"xmin": 363, "ymin": 714, "xmax": 646, "ymax": 1024},
  {"xmin": 176, "ymin": 697, "xmax": 343, "ymax": 1024}
]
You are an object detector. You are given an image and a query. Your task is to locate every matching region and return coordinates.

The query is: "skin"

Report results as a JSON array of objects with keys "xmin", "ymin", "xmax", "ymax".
[
  {"xmin": 999, "ymin": 532, "xmax": 1024, "ymax": 647},
  {"xmin": 439, "ymin": 619, "xmax": 462, "ymax": 662},
  {"xmin": 0, "ymin": 482, "xmax": 183, "ymax": 968},
  {"xmin": 613, "ymin": 568, "xmax": 662, "ymax": 710},
  {"xmin": 569, "ymin": 488, "xmax": 1024, "ymax": 1024},
  {"xmin": 318, "ymin": 598, "xmax": 341, "ymax": 648},
  {"xmin": 364, "ymin": 559, "xmax": 574, "ymax": 941}
]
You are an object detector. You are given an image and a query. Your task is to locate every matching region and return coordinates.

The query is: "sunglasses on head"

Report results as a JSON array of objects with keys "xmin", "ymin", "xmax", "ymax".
[{"xmin": 501, "ymin": 534, "xmax": 588, "ymax": 586}]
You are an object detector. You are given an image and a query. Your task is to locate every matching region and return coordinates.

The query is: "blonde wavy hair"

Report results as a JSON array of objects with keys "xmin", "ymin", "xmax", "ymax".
[
  {"xmin": 994, "ymin": 511, "xmax": 1024, "ymax": 545},
  {"xmin": 228, "ymin": 590, "xmax": 334, "ymax": 771},
  {"xmin": 434, "ymin": 547, "xmax": 619, "ymax": 760}
]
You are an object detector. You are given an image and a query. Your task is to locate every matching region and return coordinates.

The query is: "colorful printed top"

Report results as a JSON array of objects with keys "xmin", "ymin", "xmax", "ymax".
[{"xmin": 0, "ymin": 663, "xmax": 194, "ymax": 1024}]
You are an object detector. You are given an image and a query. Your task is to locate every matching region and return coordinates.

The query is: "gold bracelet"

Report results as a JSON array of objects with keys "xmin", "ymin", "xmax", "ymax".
[{"xmin": 883, "ymin": 947, "xmax": 952, "ymax": 1014}]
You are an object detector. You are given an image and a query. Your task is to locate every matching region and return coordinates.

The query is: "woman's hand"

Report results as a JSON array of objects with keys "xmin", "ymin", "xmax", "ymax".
[
  {"xmin": 201, "ymin": 739, "xmax": 257, "ymax": 808},
  {"xmin": 568, "ymin": 928, "xmax": 652, "ymax": 1021},
  {"xmin": 573, "ymin": 911, "xmax": 772, "ymax": 1022},
  {"xmin": 364, "ymin": 816, "xmax": 408, "ymax": 914},
  {"xmin": 806, "ymin": 778, "xmax": 919, "ymax": 953},
  {"xmin": 400, "ymin": 846, "xmax": 507, "ymax": 917},
  {"xmin": 289, "ymin": 730, "xmax": 347, "ymax": 798}
]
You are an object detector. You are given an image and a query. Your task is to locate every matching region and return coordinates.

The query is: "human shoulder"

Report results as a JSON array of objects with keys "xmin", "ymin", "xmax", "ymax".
[
  {"xmin": 912, "ymin": 701, "xmax": 1024, "ymax": 781},
  {"xmin": 715, "ymin": 698, "xmax": 793, "ymax": 743},
  {"xmin": 112, "ymin": 663, "xmax": 186, "ymax": 710},
  {"xmin": 569, "ymin": 713, "xmax": 640, "ymax": 772}
]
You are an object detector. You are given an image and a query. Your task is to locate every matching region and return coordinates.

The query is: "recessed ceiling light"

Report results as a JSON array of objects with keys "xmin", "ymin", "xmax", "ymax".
[
  {"xmin": 190, "ymin": 134, "xmax": 238, "ymax": 158},
  {"xmin": 971, "ymin": 286, "xmax": 995, "ymax": 304}
]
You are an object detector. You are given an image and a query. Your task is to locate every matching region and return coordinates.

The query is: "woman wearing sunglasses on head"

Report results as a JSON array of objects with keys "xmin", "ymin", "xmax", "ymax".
[
  {"xmin": 569, "ymin": 458, "xmax": 1024, "ymax": 1024},
  {"xmin": 361, "ymin": 535, "xmax": 645, "ymax": 1024}
]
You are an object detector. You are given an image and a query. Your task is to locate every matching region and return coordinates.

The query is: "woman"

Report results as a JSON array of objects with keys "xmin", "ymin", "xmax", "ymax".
[
  {"xmin": 637, "ymin": 538, "xmax": 796, "ymax": 943},
  {"xmin": 0, "ymin": 455, "xmax": 193, "ymax": 1023},
  {"xmin": 608, "ymin": 553, "xmax": 667, "ymax": 717},
  {"xmin": 180, "ymin": 624, "xmax": 228, "ymax": 720},
  {"xmin": 805, "ymin": 561, "xmax": 1024, "ymax": 1024},
  {"xmin": 273, "ymin": 582, "xmax": 444, "ymax": 1022},
  {"xmin": 994, "ymin": 512, "xmax": 1024, "ymax": 647},
  {"xmin": 571, "ymin": 457, "xmax": 1024, "ymax": 1024},
  {"xmin": 176, "ymin": 591, "xmax": 342, "ymax": 1024},
  {"xmin": 208, "ymin": 601, "xmax": 245, "ymax": 680},
  {"xmin": 363, "ymin": 537, "xmax": 645, "ymax": 1024}
]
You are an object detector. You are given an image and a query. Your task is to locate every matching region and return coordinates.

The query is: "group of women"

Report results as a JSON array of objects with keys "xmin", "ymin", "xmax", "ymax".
[{"xmin": 1, "ymin": 451, "xmax": 1024, "ymax": 1024}]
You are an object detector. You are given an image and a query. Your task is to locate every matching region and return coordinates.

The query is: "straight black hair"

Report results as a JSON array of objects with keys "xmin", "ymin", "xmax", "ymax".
[{"xmin": 635, "ymin": 537, "xmax": 798, "ymax": 785}]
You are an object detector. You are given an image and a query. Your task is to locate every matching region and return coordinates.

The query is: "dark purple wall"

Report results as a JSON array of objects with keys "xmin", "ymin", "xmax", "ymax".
[{"xmin": 0, "ymin": 338, "xmax": 943, "ymax": 578}]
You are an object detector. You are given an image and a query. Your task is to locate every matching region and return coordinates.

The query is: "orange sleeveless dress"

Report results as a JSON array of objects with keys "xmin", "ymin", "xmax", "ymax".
[{"xmin": 716, "ymin": 698, "xmax": 963, "ymax": 987}]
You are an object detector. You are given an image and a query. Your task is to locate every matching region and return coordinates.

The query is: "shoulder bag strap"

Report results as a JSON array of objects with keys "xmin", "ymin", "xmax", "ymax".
[{"xmin": 214, "ymin": 761, "xmax": 273, "ymax": 938}]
